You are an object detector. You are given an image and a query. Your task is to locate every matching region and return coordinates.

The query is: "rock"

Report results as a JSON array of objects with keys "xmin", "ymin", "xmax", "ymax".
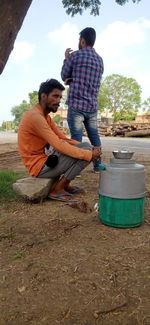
[{"xmin": 13, "ymin": 177, "xmax": 58, "ymax": 201}]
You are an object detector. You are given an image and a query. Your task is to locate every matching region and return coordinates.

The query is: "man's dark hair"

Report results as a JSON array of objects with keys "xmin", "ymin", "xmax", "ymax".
[
  {"xmin": 79, "ymin": 27, "xmax": 96, "ymax": 47},
  {"xmin": 38, "ymin": 79, "xmax": 65, "ymax": 101}
]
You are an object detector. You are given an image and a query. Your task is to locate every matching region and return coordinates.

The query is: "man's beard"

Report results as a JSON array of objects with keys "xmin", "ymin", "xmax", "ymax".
[{"xmin": 46, "ymin": 105, "xmax": 59, "ymax": 113}]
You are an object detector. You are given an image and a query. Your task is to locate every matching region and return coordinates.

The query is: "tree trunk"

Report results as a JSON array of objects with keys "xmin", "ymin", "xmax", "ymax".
[
  {"xmin": 0, "ymin": 0, "xmax": 33, "ymax": 74},
  {"xmin": 125, "ymin": 129, "xmax": 150, "ymax": 137}
]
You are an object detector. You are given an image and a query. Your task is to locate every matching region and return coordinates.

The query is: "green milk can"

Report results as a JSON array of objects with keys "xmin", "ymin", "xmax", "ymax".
[{"xmin": 99, "ymin": 151, "xmax": 145, "ymax": 228}]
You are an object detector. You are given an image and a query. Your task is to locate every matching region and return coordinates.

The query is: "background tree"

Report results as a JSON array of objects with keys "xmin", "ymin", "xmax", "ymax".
[
  {"xmin": 142, "ymin": 98, "xmax": 150, "ymax": 113},
  {"xmin": 98, "ymin": 85, "xmax": 110, "ymax": 113},
  {"xmin": 11, "ymin": 100, "xmax": 30, "ymax": 127},
  {"xmin": 11, "ymin": 90, "xmax": 38, "ymax": 126},
  {"xmin": 98, "ymin": 74, "xmax": 142, "ymax": 121},
  {"xmin": 28, "ymin": 91, "xmax": 38, "ymax": 107},
  {"xmin": 63, "ymin": 0, "xmax": 140, "ymax": 16},
  {"xmin": 0, "ymin": 121, "xmax": 15, "ymax": 131},
  {"xmin": 0, "ymin": 0, "xmax": 141, "ymax": 74}
]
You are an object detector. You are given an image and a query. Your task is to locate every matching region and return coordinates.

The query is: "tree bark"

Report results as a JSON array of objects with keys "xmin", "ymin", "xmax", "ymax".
[{"xmin": 0, "ymin": 0, "xmax": 33, "ymax": 74}]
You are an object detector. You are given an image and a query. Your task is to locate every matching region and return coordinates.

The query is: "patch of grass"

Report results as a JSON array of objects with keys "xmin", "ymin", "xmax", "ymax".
[
  {"xmin": 0, "ymin": 227, "xmax": 14, "ymax": 241},
  {"xmin": 14, "ymin": 251, "xmax": 25, "ymax": 259},
  {"xmin": 0, "ymin": 170, "xmax": 26, "ymax": 202}
]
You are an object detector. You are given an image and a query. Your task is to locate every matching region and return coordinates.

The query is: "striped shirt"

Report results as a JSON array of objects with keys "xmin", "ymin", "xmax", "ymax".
[{"xmin": 61, "ymin": 47, "xmax": 104, "ymax": 113}]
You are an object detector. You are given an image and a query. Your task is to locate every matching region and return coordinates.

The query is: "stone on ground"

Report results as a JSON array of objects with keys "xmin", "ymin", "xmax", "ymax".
[{"xmin": 13, "ymin": 177, "xmax": 57, "ymax": 201}]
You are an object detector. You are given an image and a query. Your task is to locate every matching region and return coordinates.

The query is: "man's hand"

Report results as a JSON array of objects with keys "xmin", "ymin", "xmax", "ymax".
[
  {"xmin": 65, "ymin": 48, "xmax": 73, "ymax": 59},
  {"xmin": 91, "ymin": 147, "xmax": 102, "ymax": 161},
  {"xmin": 64, "ymin": 78, "xmax": 73, "ymax": 85}
]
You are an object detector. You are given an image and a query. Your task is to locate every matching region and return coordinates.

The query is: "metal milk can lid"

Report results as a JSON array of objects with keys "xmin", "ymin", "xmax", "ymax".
[{"xmin": 112, "ymin": 150, "xmax": 134, "ymax": 159}]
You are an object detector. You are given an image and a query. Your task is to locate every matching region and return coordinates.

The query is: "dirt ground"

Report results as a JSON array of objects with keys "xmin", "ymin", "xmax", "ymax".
[{"xmin": 0, "ymin": 142, "xmax": 150, "ymax": 325}]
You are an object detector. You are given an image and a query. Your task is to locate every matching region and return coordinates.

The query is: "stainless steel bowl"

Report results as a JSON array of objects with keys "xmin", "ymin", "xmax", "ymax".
[{"xmin": 112, "ymin": 150, "xmax": 134, "ymax": 159}]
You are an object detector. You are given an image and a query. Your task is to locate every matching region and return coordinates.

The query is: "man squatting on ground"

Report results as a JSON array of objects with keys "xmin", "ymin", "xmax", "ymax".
[
  {"xmin": 18, "ymin": 79, "xmax": 102, "ymax": 202},
  {"xmin": 61, "ymin": 27, "xmax": 104, "ymax": 172}
]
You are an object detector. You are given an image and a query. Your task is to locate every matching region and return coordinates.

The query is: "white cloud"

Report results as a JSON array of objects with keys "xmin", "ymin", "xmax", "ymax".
[
  {"xmin": 109, "ymin": 56, "xmax": 140, "ymax": 71},
  {"xmin": 95, "ymin": 18, "xmax": 150, "ymax": 59},
  {"xmin": 142, "ymin": 18, "xmax": 150, "ymax": 28},
  {"xmin": 135, "ymin": 72, "xmax": 150, "ymax": 101},
  {"xmin": 94, "ymin": 18, "xmax": 150, "ymax": 101},
  {"xmin": 48, "ymin": 22, "xmax": 79, "ymax": 50},
  {"xmin": 11, "ymin": 41, "xmax": 36, "ymax": 63}
]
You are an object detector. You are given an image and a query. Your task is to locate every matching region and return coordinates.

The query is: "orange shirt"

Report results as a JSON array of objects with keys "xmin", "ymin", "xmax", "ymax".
[{"xmin": 18, "ymin": 104, "xmax": 92, "ymax": 176}]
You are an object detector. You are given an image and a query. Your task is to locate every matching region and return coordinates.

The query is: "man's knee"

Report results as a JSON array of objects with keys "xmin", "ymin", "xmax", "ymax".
[
  {"xmin": 80, "ymin": 142, "xmax": 92, "ymax": 151},
  {"xmin": 75, "ymin": 142, "xmax": 92, "ymax": 150}
]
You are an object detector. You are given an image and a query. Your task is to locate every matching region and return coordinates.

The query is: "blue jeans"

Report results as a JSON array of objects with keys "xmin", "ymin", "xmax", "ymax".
[{"xmin": 67, "ymin": 108, "xmax": 101, "ymax": 170}]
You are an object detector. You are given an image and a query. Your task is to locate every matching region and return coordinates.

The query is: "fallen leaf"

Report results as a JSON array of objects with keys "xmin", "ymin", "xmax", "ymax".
[
  {"xmin": 93, "ymin": 311, "xmax": 99, "ymax": 319},
  {"xmin": 18, "ymin": 286, "xmax": 26, "ymax": 293}
]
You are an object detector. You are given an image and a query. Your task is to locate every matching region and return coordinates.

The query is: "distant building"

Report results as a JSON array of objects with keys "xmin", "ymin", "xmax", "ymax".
[
  {"xmin": 100, "ymin": 110, "xmax": 113, "ymax": 125},
  {"xmin": 135, "ymin": 114, "xmax": 150, "ymax": 123},
  {"xmin": 51, "ymin": 108, "xmax": 68, "ymax": 119},
  {"xmin": 51, "ymin": 107, "xmax": 114, "ymax": 126}
]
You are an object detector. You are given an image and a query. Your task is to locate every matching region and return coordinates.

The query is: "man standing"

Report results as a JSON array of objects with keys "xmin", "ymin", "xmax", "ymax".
[
  {"xmin": 61, "ymin": 27, "xmax": 104, "ymax": 172},
  {"xmin": 18, "ymin": 79, "xmax": 101, "ymax": 202}
]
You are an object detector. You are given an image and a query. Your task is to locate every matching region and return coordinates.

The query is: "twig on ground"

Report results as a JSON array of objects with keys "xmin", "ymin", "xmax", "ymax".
[
  {"xmin": 145, "ymin": 219, "xmax": 150, "ymax": 226},
  {"xmin": 94, "ymin": 301, "xmax": 127, "ymax": 316},
  {"xmin": 85, "ymin": 294, "xmax": 98, "ymax": 306}
]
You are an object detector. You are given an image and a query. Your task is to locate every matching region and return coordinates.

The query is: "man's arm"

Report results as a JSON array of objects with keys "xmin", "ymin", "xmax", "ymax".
[
  {"xmin": 50, "ymin": 117, "xmax": 79, "ymax": 145},
  {"xmin": 32, "ymin": 113, "xmax": 92, "ymax": 162},
  {"xmin": 61, "ymin": 48, "xmax": 74, "ymax": 81},
  {"xmin": 50, "ymin": 119, "xmax": 102, "ymax": 162}
]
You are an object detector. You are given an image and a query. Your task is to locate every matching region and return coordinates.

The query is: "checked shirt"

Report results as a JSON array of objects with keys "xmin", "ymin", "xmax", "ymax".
[{"xmin": 61, "ymin": 47, "xmax": 104, "ymax": 113}]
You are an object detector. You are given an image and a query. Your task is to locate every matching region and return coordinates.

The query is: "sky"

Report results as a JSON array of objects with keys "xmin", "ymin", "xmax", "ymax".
[{"xmin": 0, "ymin": 0, "xmax": 150, "ymax": 124}]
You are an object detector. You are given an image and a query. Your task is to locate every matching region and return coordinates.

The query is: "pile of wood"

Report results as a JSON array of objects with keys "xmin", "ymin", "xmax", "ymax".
[
  {"xmin": 59, "ymin": 124, "xmax": 150, "ymax": 137},
  {"xmin": 98, "ymin": 123, "xmax": 150, "ymax": 137}
]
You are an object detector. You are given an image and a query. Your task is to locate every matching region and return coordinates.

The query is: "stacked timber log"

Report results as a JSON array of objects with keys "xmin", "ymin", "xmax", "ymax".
[
  {"xmin": 60, "ymin": 123, "xmax": 150, "ymax": 137},
  {"xmin": 98, "ymin": 123, "xmax": 150, "ymax": 137}
]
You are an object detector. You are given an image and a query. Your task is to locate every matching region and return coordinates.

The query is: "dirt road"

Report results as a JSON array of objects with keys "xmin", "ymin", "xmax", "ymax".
[
  {"xmin": 0, "ymin": 131, "xmax": 150, "ymax": 154},
  {"xmin": 0, "ymin": 133, "xmax": 150, "ymax": 325}
]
